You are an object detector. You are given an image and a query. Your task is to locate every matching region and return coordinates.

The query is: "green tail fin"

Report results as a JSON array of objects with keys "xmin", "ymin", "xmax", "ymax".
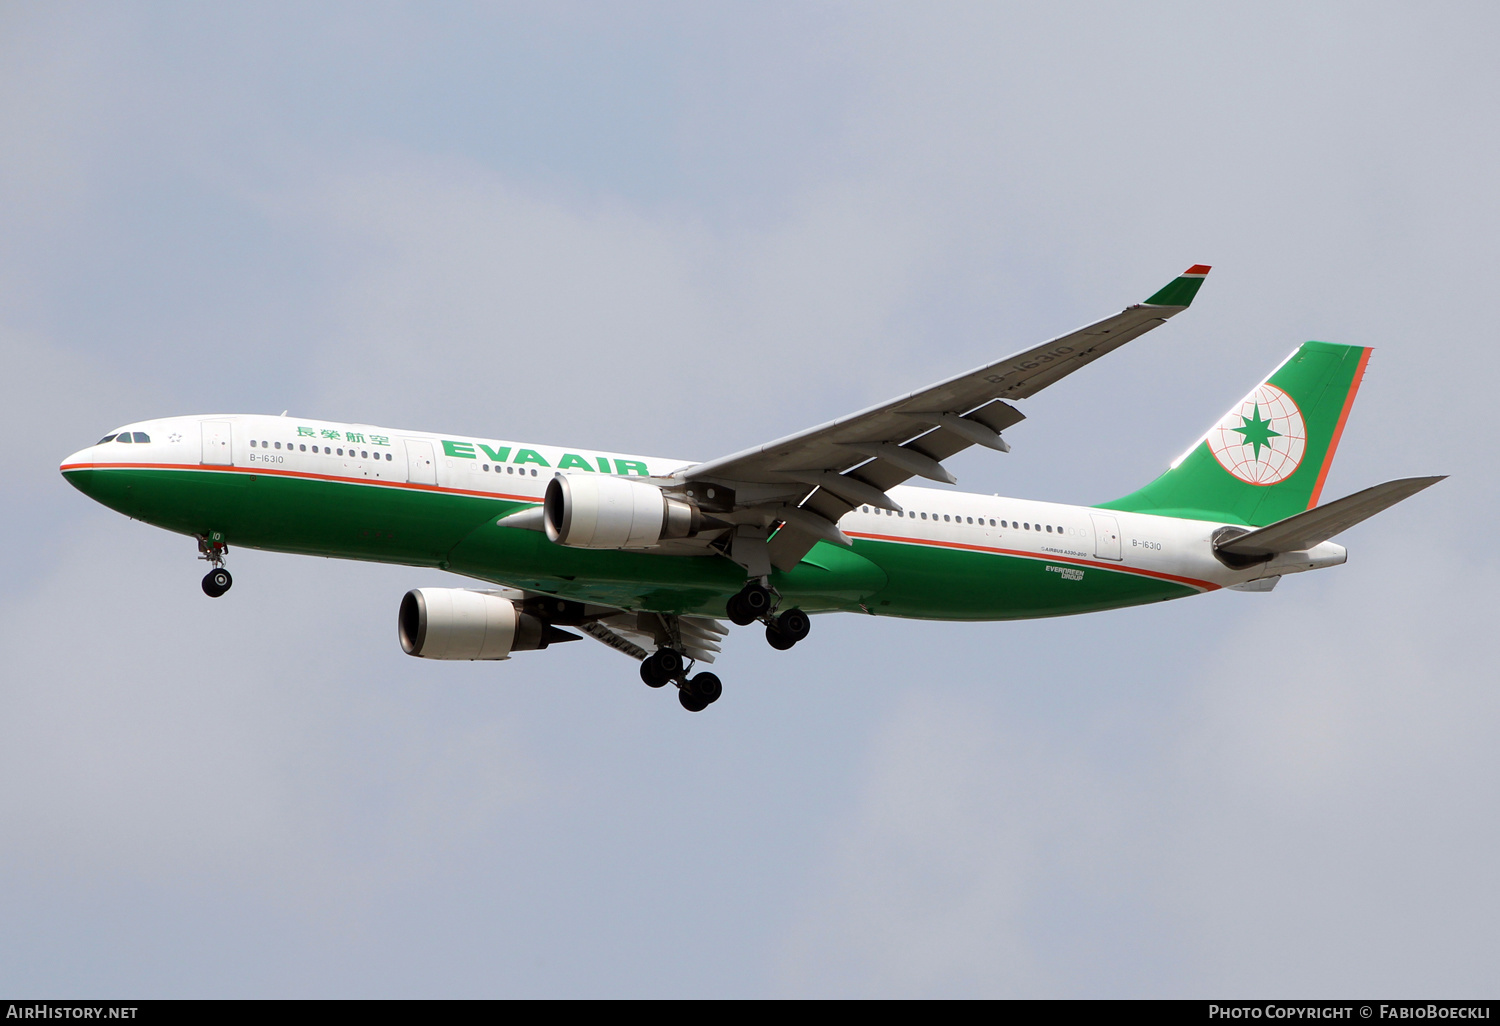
[{"xmin": 1099, "ymin": 341, "xmax": 1372, "ymax": 526}]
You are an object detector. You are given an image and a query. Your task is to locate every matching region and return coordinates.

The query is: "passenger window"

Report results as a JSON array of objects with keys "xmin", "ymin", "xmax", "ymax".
[
  {"xmin": 862, "ymin": 506, "xmax": 869, "ymax": 513},
  {"xmin": 989, "ymin": 519, "xmax": 996, "ymax": 526},
  {"xmin": 385, "ymin": 453, "xmax": 392, "ymax": 461},
  {"xmin": 337, "ymin": 448, "xmax": 344, "ymax": 456},
  {"xmin": 531, "ymin": 469, "xmax": 537, "ymax": 476},
  {"xmin": 361, "ymin": 451, "xmax": 368, "ymax": 459},
  {"xmin": 507, "ymin": 466, "xmax": 514, "ymax": 474},
  {"xmin": 299, "ymin": 444, "xmax": 306, "ymax": 452},
  {"xmin": 483, "ymin": 464, "xmax": 490, "ymax": 472},
  {"xmin": 943, "ymin": 515, "xmax": 949, "ymax": 522},
  {"xmin": 250, "ymin": 439, "xmax": 257, "ymax": 447},
  {"xmin": 920, "ymin": 512, "xmax": 927, "ymax": 519},
  {"xmin": 966, "ymin": 517, "xmax": 973, "ymax": 524},
  {"xmin": 1024, "ymin": 523, "xmax": 1030, "ymax": 530},
  {"xmin": 1046, "ymin": 525, "xmax": 1052, "ymax": 532}
]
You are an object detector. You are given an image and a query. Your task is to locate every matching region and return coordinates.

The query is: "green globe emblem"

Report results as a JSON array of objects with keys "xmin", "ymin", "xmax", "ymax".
[{"xmin": 1206, "ymin": 384, "xmax": 1307, "ymax": 484}]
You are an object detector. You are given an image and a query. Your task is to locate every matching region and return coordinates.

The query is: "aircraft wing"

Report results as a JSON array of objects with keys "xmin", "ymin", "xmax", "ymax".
[
  {"xmin": 676, "ymin": 265, "xmax": 1211, "ymax": 570},
  {"xmin": 582, "ymin": 611, "xmax": 728, "ymax": 664},
  {"xmin": 477, "ymin": 584, "xmax": 727, "ymax": 663}
]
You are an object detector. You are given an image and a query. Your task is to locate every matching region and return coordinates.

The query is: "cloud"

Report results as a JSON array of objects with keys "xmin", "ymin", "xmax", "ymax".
[
  {"xmin": 775, "ymin": 695, "xmax": 1095, "ymax": 997},
  {"xmin": 0, "ymin": 533, "xmax": 540, "ymax": 909},
  {"xmin": 261, "ymin": 153, "xmax": 937, "ymax": 462},
  {"xmin": 776, "ymin": 546, "xmax": 1499, "ymax": 996}
]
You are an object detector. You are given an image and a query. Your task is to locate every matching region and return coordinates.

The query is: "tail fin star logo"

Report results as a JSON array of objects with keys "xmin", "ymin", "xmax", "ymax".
[{"xmin": 1206, "ymin": 383, "xmax": 1306, "ymax": 484}]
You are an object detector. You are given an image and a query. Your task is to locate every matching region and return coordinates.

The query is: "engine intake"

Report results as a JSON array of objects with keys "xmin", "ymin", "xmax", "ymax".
[
  {"xmin": 544, "ymin": 473, "xmax": 701, "ymax": 549},
  {"xmin": 398, "ymin": 588, "xmax": 575, "ymax": 660}
]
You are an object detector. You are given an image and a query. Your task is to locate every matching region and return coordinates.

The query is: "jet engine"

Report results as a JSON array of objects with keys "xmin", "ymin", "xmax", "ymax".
[
  {"xmin": 398, "ymin": 587, "xmax": 575, "ymax": 660},
  {"xmin": 544, "ymin": 473, "xmax": 702, "ymax": 549}
]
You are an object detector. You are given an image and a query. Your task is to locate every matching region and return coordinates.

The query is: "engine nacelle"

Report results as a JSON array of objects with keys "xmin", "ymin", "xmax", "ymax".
[
  {"xmin": 544, "ymin": 473, "xmax": 701, "ymax": 549},
  {"xmin": 398, "ymin": 588, "xmax": 563, "ymax": 660}
]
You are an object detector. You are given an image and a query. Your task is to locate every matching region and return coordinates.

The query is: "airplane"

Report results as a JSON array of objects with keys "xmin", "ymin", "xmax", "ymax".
[{"xmin": 60, "ymin": 266, "xmax": 1442, "ymax": 712}]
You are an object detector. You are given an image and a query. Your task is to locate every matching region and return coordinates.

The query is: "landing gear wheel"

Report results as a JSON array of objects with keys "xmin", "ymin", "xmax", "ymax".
[
  {"xmin": 689, "ymin": 672, "xmax": 722, "ymax": 705},
  {"xmin": 678, "ymin": 686, "xmax": 710, "ymax": 713},
  {"xmin": 201, "ymin": 568, "xmax": 232, "ymax": 598},
  {"xmin": 727, "ymin": 582, "xmax": 773, "ymax": 625},
  {"xmin": 766, "ymin": 608, "xmax": 808, "ymax": 650},
  {"xmin": 726, "ymin": 593, "xmax": 754, "ymax": 626},
  {"xmin": 656, "ymin": 649, "xmax": 684, "ymax": 679},
  {"xmin": 640, "ymin": 657, "xmax": 670, "ymax": 688},
  {"xmin": 641, "ymin": 648, "xmax": 684, "ymax": 687},
  {"xmin": 766, "ymin": 625, "xmax": 797, "ymax": 650},
  {"xmin": 773, "ymin": 608, "xmax": 810, "ymax": 643}
]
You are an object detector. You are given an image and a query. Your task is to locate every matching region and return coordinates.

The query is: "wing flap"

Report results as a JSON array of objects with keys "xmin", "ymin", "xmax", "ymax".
[{"xmin": 580, "ymin": 621, "xmax": 650, "ymax": 661}]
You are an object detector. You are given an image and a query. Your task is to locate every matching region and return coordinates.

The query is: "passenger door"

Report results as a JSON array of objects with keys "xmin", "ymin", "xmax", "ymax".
[
  {"xmin": 201, "ymin": 421, "xmax": 233, "ymax": 465},
  {"xmin": 1090, "ymin": 513, "xmax": 1123, "ymax": 561},
  {"xmin": 405, "ymin": 439, "xmax": 437, "ymax": 485}
]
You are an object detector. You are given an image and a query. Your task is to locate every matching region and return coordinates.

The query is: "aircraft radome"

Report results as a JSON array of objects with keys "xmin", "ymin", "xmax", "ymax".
[{"xmin": 61, "ymin": 266, "xmax": 1443, "ymax": 712}]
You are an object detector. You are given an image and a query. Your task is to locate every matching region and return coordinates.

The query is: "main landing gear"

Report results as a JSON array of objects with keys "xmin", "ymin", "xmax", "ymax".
[
  {"xmin": 726, "ymin": 582, "xmax": 811, "ymax": 652},
  {"xmin": 725, "ymin": 581, "xmax": 773, "ymax": 625},
  {"xmin": 197, "ymin": 533, "xmax": 233, "ymax": 598},
  {"xmin": 639, "ymin": 648, "xmax": 723, "ymax": 713},
  {"xmin": 631, "ymin": 588, "xmax": 809, "ymax": 714},
  {"xmin": 766, "ymin": 608, "xmax": 810, "ymax": 650}
]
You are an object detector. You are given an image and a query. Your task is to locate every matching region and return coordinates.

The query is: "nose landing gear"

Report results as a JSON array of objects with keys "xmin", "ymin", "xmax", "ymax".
[
  {"xmin": 202, "ymin": 567, "xmax": 233, "ymax": 598},
  {"xmin": 197, "ymin": 533, "xmax": 232, "ymax": 598}
]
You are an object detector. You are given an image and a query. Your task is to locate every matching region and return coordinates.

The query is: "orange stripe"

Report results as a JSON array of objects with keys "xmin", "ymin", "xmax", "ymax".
[
  {"xmin": 1184, "ymin": 264, "xmax": 1212, "ymax": 276},
  {"xmin": 59, "ymin": 461, "xmax": 539, "ymax": 503},
  {"xmin": 846, "ymin": 530, "xmax": 1219, "ymax": 591},
  {"xmin": 64, "ymin": 462, "xmax": 1218, "ymax": 590},
  {"xmin": 1306, "ymin": 346, "xmax": 1372, "ymax": 509}
]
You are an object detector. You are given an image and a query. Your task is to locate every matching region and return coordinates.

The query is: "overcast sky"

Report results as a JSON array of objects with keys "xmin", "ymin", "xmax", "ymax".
[{"xmin": 2, "ymin": 1, "xmax": 1496, "ymax": 998}]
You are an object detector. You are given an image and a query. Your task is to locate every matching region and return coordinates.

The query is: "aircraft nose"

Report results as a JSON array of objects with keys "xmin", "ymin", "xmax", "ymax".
[
  {"xmin": 60, "ymin": 446, "xmax": 99, "ymax": 495},
  {"xmin": 61, "ymin": 447, "xmax": 91, "ymax": 472}
]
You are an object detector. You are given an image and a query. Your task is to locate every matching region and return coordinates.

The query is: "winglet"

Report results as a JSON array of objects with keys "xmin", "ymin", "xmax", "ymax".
[{"xmin": 1144, "ymin": 264, "xmax": 1212, "ymax": 308}]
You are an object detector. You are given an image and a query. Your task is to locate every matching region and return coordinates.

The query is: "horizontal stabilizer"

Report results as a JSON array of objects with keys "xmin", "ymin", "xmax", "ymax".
[{"xmin": 1217, "ymin": 476, "xmax": 1445, "ymax": 558}]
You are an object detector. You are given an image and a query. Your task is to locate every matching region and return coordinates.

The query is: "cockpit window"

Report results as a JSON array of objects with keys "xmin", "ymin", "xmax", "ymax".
[
  {"xmin": 116, "ymin": 433, "xmax": 133, "ymax": 444},
  {"xmin": 132, "ymin": 432, "xmax": 150, "ymax": 443},
  {"xmin": 96, "ymin": 434, "xmax": 117, "ymax": 444}
]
